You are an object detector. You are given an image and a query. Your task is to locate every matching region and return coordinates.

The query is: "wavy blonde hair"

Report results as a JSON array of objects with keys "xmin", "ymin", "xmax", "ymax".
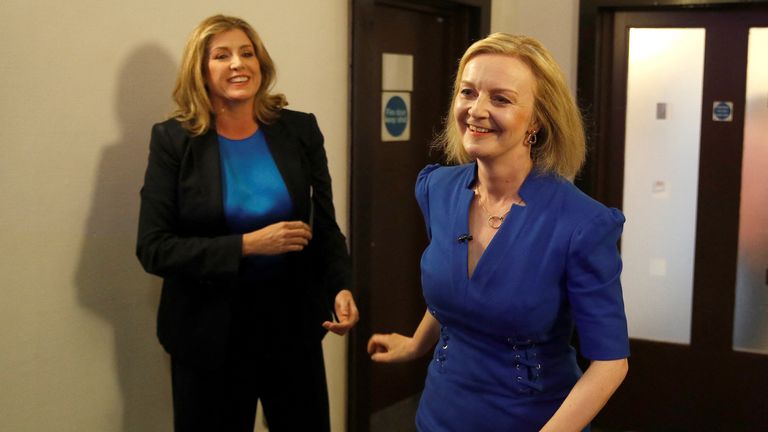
[
  {"xmin": 171, "ymin": 14, "xmax": 287, "ymax": 135},
  {"xmin": 437, "ymin": 33, "xmax": 585, "ymax": 179}
]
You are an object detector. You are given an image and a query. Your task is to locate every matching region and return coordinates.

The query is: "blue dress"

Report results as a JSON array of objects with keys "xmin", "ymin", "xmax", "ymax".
[{"xmin": 414, "ymin": 163, "xmax": 629, "ymax": 432}]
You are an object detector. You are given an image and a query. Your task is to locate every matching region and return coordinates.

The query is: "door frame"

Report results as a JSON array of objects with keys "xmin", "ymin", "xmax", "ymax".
[
  {"xmin": 348, "ymin": 1, "xmax": 490, "ymax": 430},
  {"xmin": 578, "ymin": 1, "xmax": 768, "ymax": 429},
  {"xmin": 577, "ymin": 0, "xmax": 768, "ymax": 201}
]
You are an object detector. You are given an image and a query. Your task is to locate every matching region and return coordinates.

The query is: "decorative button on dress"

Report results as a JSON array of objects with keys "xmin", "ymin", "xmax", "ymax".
[{"xmin": 414, "ymin": 163, "xmax": 630, "ymax": 432}]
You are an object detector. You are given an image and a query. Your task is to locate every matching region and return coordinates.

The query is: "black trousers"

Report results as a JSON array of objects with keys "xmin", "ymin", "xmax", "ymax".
[{"xmin": 170, "ymin": 340, "xmax": 330, "ymax": 432}]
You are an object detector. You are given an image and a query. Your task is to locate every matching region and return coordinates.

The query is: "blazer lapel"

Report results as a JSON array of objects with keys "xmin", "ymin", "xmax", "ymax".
[
  {"xmin": 186, "ymin": 128, "xmax": 227, "ymax": 231},
  {"xmin": 261, "ymin": 120, "xmax": 309, "ymax": 221}
]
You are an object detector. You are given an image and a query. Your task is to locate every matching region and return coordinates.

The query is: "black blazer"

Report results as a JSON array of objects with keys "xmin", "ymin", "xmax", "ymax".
[{"xmin": 136, "ymin": 109, "xmax": 351, "ymax": 364}]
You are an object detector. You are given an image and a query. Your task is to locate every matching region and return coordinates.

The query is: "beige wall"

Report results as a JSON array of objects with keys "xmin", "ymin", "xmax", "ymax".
[
  {"xmin": 491, "ymin": 0, "xmax": 580, "ymax": 93},
  {"xmin": 0, "ymin": 1, "xmax": 349, "ymax": 431}
]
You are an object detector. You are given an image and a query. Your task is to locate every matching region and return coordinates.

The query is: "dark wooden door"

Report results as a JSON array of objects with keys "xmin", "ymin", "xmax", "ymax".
[
  {"xmin": 591, "ymin": 8, "xmax": 768, "ymax": 431},
  {"xmin": 349, "ymin": 1, "xmax": 489, "ymax": 431}
]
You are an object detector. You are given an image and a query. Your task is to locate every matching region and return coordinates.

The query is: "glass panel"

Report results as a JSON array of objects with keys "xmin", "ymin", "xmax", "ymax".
[
  {"xmin": 621, "ymin": 28, "xmax": 706, "ymax": 344},
  {"xmin": 733, "ymin": 27, "xmax": 768, "ymax": 354}
]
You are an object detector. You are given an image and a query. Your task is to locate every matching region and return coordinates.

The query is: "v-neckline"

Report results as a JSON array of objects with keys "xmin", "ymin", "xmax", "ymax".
[
  {"xmin": 464, "ymin": 190, "xmax": 519, "ymax": 281},
  {"xmin": 456, "ymin": 166, "xmax": 533, "ymax": 284}
]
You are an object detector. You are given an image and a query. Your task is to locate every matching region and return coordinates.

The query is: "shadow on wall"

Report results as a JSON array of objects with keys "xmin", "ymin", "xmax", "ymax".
[{"xmin": 75, "ymin": 44, "xmax": 176, "ymax": 431}]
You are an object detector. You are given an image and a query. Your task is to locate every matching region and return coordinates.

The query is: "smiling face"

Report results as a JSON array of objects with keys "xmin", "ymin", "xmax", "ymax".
[
  {"xmin": 205, "ymin": 29, "xmax": 262, "ymax": 110},
  {"xmin": 454, "ymin": 53, "xmax": 538, "ymax": 164}
]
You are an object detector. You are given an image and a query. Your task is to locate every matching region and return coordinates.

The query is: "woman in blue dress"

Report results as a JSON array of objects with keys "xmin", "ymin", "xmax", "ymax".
[{"xmin": 368, "ymin": 33, "xmax": 629, "ymax": 431}]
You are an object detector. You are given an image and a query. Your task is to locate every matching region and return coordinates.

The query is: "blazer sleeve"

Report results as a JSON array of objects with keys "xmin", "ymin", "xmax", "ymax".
[
  {"xmin": 136, "ymin": 122, "xmax": 242, "ymax": 280},
  {"xmin": 302, "ymin": 114, "xmax": 351, "ymax": 300}
]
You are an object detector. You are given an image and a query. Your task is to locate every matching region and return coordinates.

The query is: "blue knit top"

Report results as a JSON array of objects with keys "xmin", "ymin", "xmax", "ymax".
[{"xmin": 218, "ymin": 129, "xmax": 293, "ymax": 274}]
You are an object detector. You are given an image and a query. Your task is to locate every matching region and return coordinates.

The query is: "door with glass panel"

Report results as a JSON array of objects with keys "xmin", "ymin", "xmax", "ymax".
[{"xmin": 593, "ymin": 9, "xmax": 768, "ymax": 431}]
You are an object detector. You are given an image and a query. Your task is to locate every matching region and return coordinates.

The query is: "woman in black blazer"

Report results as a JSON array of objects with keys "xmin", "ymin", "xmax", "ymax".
[{"xmin": 136, "ymin": 14, "xmax": 358, "ymax": 432}]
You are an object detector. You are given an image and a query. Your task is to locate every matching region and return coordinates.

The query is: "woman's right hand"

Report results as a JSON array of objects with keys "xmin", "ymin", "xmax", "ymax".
[
  {"xmin": 367, "ymin": 333, "xmax": 418, "ymax": 363},
  {"xmin": 242, "ymin": 221, "xmax": 312, "ymax": 256}
]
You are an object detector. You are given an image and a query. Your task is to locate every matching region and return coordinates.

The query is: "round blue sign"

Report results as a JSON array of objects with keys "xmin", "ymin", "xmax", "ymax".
[
  {"xmin": 384, "ymin": 96, "xmax": 408, "ymax": 137},
  {"xmin": 713, "ymin": 102, "xmax": 731, "ymax": 121}
]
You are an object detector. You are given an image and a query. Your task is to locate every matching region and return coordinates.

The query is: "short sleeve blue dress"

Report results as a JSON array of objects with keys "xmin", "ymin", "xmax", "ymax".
[{"xmin": 414, "ymin": 163, "xmax": 630, "ymax": 432}]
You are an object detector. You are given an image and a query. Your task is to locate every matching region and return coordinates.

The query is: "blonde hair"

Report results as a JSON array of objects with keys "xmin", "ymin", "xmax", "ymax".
[
  {"xmin": 437, "ymin": 33, "xmax": 585, "ymax": 179},
  {"xmin": 171, "ymin": 14, "xmax": 287, "ymax": 135}
]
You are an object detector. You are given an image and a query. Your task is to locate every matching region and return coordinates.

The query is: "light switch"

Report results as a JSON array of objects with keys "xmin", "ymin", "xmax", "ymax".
[{"xmin": 656, "ymin": 102, "xmax": 667, "ymax": 119}]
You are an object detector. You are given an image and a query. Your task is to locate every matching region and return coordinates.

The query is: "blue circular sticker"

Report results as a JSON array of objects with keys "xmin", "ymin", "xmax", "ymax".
[
  {"xmin": 713, "ymin": 102, "xmax": 731, "ymax": 121},
  {"xmin": 384, "ymin": 96, "xmax": 408, "ymax": 137}
]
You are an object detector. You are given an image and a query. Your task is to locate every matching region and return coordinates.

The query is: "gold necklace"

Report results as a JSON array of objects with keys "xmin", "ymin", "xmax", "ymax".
[{"xmin": 474, "ymin": 186, "xmax": 521, "ymax": 229}]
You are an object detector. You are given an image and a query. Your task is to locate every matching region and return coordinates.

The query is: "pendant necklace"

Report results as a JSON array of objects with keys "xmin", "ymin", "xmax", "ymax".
[{"xmin": 474, "ymin": 186, "xmax": 522, "ymax": 229}]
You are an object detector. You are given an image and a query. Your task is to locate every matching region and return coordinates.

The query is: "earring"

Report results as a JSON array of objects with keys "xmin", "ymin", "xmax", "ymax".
[{"xmin": 526, "ymin": 130, "xmax": 538, "ymax": 145}]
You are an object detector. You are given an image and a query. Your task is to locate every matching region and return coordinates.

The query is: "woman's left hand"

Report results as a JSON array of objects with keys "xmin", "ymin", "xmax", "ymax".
[{"xmin": 323, "ymin": 289, "xmax": 359, "ymax": 336}]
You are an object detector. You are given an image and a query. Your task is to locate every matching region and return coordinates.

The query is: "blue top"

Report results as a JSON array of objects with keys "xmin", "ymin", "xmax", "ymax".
[
  {"xmin": 414, "ymin": 163, "xmax": 629, "ymax": 432},
  {"xmin": 218, "ymin": 130, "xmax": 293, "ymax": 273}
]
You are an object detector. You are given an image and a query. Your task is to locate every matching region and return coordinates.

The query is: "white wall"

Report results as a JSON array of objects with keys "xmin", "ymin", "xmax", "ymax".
[
  {"xmin": 491, "ymin": 0, "xmax": 580, "ymax": 93},
  {"xmin": 0, "ymin": 1, "xmax": 349, "ymax": 431}
]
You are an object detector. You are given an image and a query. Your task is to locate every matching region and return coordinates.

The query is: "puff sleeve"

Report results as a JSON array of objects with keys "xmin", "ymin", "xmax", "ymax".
[
  {"xmin": 566, "ymin": 207, "xmax": 630, "ymax": 360},
  {"xmin": 414, "ymin": 164, "xmax": 441, "ymax": 241}
]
